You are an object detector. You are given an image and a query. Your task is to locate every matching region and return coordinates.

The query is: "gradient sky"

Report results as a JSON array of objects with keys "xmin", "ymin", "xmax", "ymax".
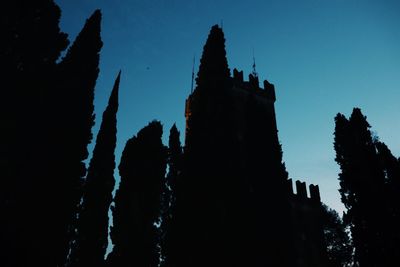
[{"xmin": 56, "ymin": 0, "xmax": 400, "ymax": 215}]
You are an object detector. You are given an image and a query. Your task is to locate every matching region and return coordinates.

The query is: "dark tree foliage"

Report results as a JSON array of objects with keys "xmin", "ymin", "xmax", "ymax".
[
  {"xmin": 168, "ymin": 24, "xmax": 242, "ymax": 267},
  {"xmin": 376, "ymin": 142, "xmax": 400, "ymax": 184},
  {"xmin": 1, "ymin": 1, "xmax": 69, "ymax": 75},
  {"xmin": 68, "ymin": 72, "xmax": 121, "ymax": 267},
  {"xmin": 0, "ymin": 1, "xmax": 69, "ymax": 266},
  {"xmin": 161, "ymin": 124, "xmax": 183, "ymax": 266},
  {"xmin": 195, "ymin": 25, "xmax": 230, "ymax": 90},
  {"xmin": 166, "ymin": 124, "xmax": 183, "ymax": 199},
  {"xmin": 334, "ymin": 108, "xmax": 391, "ymax": 267},
  {"xmin": 375, "ymin": 141, "xmax": 400, "ymax": 263},
  {"xmin": 107, "ymin": 121, "xmax": 167, "ymax": 267},
  {"xmin": 48, "ymin": 9, "xmax": 103, "ymax": 265},
  {"xmin": 241, "ymin": 92, "xmax": 293, "ymax": 267},
  {"xmin": 321, "ymin": 205, "xmax": 353, "ymax": 267},
  {"xmin": 56, "ymin": 8, "xmax": 102, "ymax": 175}
]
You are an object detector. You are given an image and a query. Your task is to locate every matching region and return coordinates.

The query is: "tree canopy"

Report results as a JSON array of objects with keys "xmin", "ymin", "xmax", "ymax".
[
  {"xmin": 107, "ymin": 121, "xmax": 167, "ymax": 267},
  {"xmin": 334, "ymin": 108, "xmax": 400, "ymax": 266}
]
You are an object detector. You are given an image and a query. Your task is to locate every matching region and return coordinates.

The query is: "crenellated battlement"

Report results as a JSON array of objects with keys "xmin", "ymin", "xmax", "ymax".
[
  {"xmin": 287, "ymin": 179, "xmax": 325, "ymax": 266},
  {"xmin": 287, "ymin": 178, "xmax": 321, "ymax": 203},
  {"xmin": 233, "ymin": 68, "xmax": 244, "ymax": 82},
  {"xmin": 232, "ymin": 68, "xmax": 276, "ymax": 102}
]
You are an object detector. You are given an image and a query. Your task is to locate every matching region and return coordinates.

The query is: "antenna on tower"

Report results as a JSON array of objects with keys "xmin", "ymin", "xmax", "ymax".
[
  {"xmin": 191, "ymin": 55, "xmax": 195, "ymax": 93},
  {"xmin": 252, "ymin": 48, "xmax": 258, "ymax": 78},
  {"xmin": 220, "ymin": 20, "xmax": 224, "ymax": 29}
]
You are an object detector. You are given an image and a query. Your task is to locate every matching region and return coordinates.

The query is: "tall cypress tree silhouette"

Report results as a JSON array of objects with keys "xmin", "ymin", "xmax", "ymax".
[
  {"xmin": 334, "ymin": 108, "xmax": 387, "ymax": 267},
  {"xmin": 161, "ymin": 124, "xmax": 183, "ymax": 266},
  {"xmin": 165, "ymin": 124, "xmax": 183, "ymax": 215},
  {"xmin": 107, "ymin": 121, "xmax": 167, "ymax": 267},
  {"xmin": 48, "ymin": 9, "xmax": 103, "ymax": 266},
  {"xmin": 171, "ymin": 25, "xmax": 240, "ymax": 267},
  {"xmin": 0, "ymin": 1, "xmax": 69, "ymax": 266},
  {"xmin": 167, "ymin": 124, "xmax": 182, "ymax": 200},
  {"xmin": 68, "ymin": 71, "xmax": 120, "ymax": 267},
  {"xmin": 195, "ymin": 25, "xmax": 230, "ymax": 91}
]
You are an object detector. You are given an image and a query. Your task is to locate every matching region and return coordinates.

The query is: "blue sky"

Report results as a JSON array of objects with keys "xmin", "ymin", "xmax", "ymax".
[{"xmin": 56, "ymin": 0, "xmax": 400, "ymax": 214}]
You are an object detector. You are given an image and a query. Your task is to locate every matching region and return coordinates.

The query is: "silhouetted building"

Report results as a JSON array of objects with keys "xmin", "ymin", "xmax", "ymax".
[
  {"xmin": 287, "ymin": 179, "xmax": 326, "ymax": 267},
  {"xmin": 185, "ymin": 69, "xmax": 277, "ymax": 150},
  {"xmin": 174, "ymin": 25, "xmax": 327, "ymax": 267}
]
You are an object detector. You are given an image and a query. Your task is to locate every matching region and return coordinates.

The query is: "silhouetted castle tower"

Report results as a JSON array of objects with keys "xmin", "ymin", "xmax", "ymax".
[{"xmin": 170, "ymin": 25, "xmax": 326, "ymax": 267}]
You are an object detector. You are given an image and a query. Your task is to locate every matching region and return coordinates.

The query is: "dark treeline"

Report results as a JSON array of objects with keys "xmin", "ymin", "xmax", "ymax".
[
  {"xmin": 1, "ymin": 2, "xmax": 400, "ymax": 267},
  {"xmin": 1, "ymin": 2, "xmax": 104, "ymax": 267}
]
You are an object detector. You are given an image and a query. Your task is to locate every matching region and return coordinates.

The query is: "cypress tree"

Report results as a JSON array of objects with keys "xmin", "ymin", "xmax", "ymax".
[
  {"xmin": 0, "ymin": 1, "xmax": 69, "ymax": 266},
  {"xmin": 107, "ymin": 121, "xmax": 167, "ymax": 267},
  {"xmin": 0, "ymin": 1, "xmax": 69, "ymax": 92},
  {"xmin": 68, "ymin": 71, "xmax": 121, "ymax": 267},
  {"xmin": 334, "ymin": 108, "xmax": 386, "ymax": 267},
  {"xmin": 170, "ymin": 24, "xmax": 241, "ymax": 267},
  {"xmin": 49, "ymin": 9, "xmax": 103, "ymax": 265},
  {"xmin": 161, "ymin": 124, "xmax": 183, "ymax": 266},
  {"xmin": 195, "ymin": 25, "xmax": 230, "ymax": 90},
  {"xmin": 56, "ymin": 8, "xmax": 102, "ymax": 172},
  {"xmin": 166, "ymin": 123, "xmax": 183, "ymax": 208}
]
